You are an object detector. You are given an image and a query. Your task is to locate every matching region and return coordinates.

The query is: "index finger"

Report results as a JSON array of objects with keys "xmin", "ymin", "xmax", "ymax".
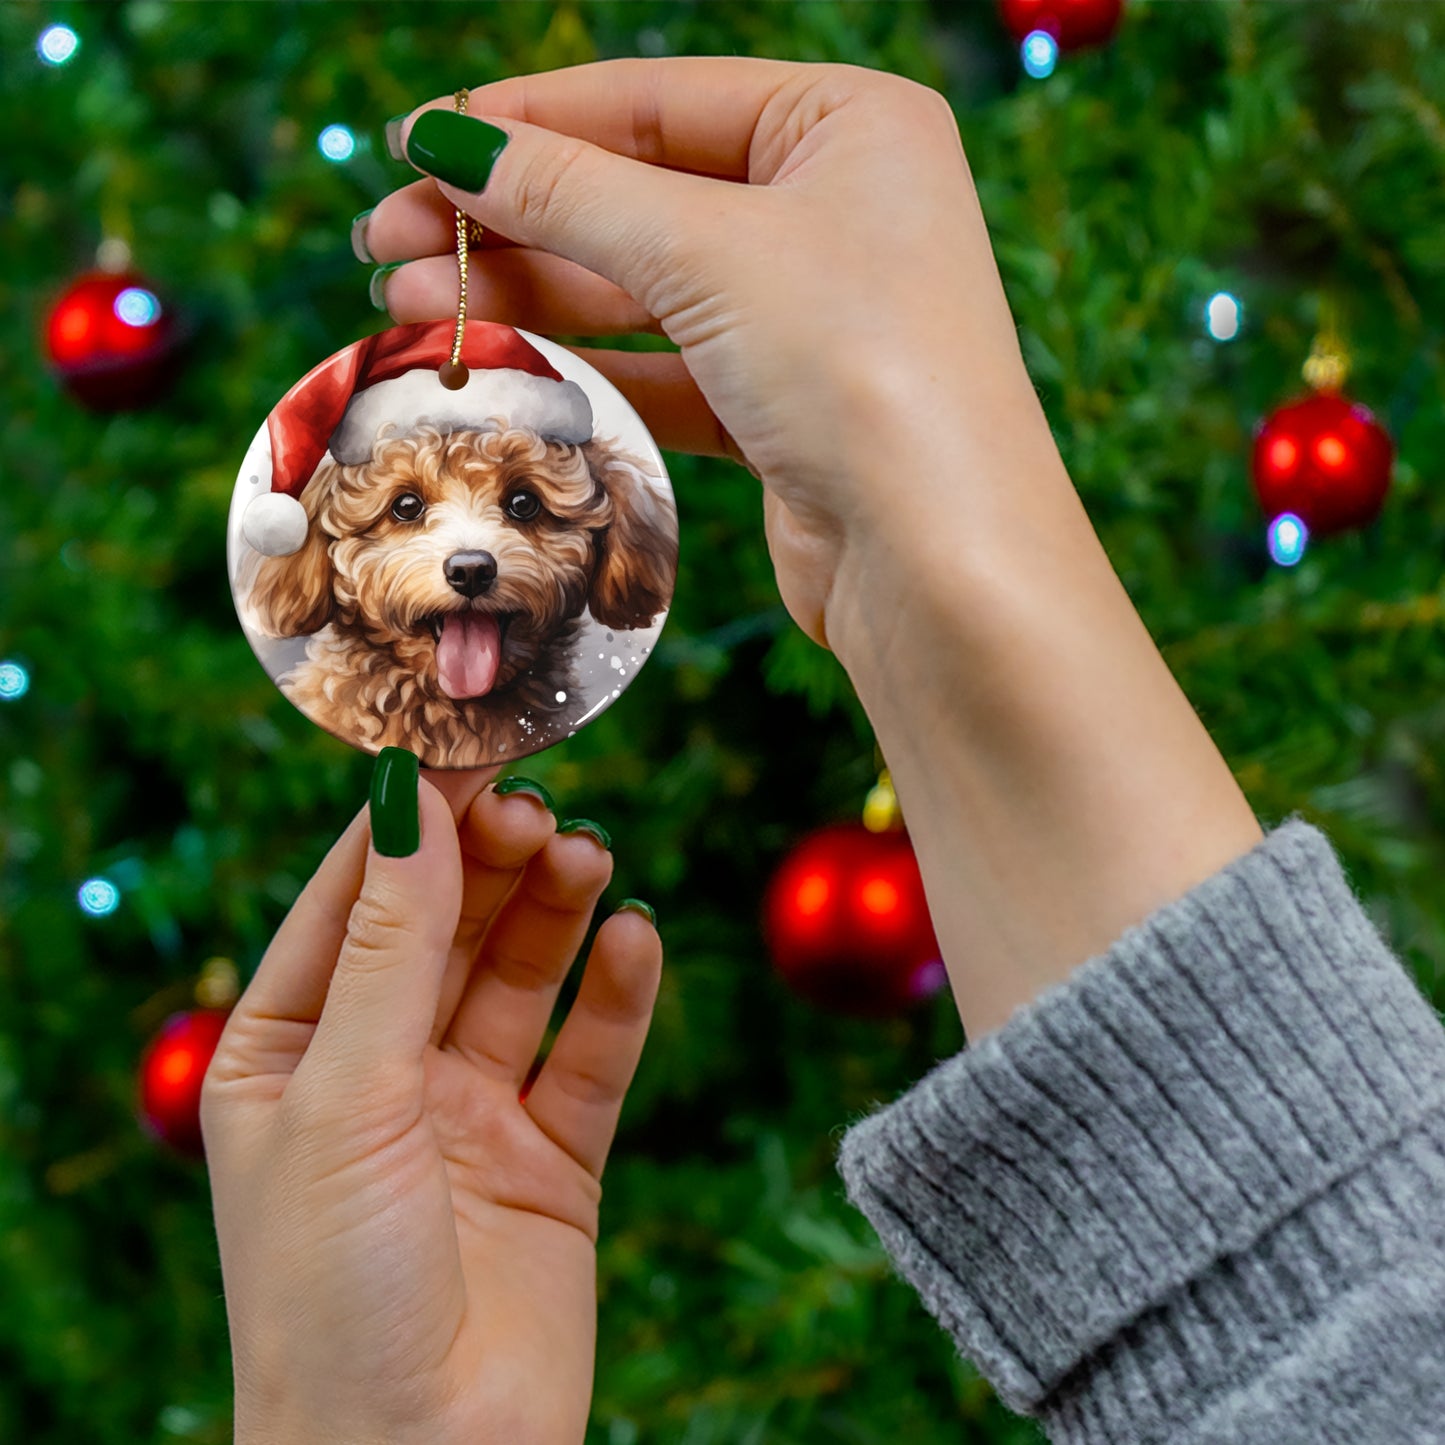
[{"xmin": 406, "ymin": 55, "xmax": 809, "ymax": 181}]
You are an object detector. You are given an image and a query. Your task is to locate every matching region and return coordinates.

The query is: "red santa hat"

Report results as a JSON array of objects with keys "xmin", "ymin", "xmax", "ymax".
[{"xmin": 242, "ymin": 319, "xmax": 594, "ymax": 556}]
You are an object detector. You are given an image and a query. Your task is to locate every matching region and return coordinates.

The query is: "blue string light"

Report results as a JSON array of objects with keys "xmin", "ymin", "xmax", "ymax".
[
  {"xmin": 37, "ymin": 24, "xmax": 79, "ymax": 66},
  {"xmin": 318, "ymin": 124, "xmax": 357, "ymax": 162},
  {"xmin": 1021, "ymin": 30, "xmax": 1059, "ymax": 79},
  {"xmin": 1205, "ymin": 291, "xmax": 1242, "ymax": 342},
  {"xmin": 1267, "ymin": 512, "xmax": 1308, "ymax": 567},
  {"xmin": 0, "ymin": 660, "xmax": 28, "ymax": 700},
  {"xmin": 78, "ymin": 878, "xmax": 122, "ymax": 917},
  {"xmin": 114, "ymin": 287, "xmax": 162, "ymax": 328}
]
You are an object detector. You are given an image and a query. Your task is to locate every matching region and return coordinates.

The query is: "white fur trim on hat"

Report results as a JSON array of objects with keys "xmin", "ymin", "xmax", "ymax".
[
  {"xmin": 242, "ymin": 491, "xmax": 309, "ymax": 557},
  {"xmin": 331, "ymin": 366, "xmax": 593, "ymax": 464}
]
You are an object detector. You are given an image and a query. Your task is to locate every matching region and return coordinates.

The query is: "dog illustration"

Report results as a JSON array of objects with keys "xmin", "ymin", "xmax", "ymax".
[{"xmin": 238, "ymin": 421, "xmax": 678, "ymax": 767}]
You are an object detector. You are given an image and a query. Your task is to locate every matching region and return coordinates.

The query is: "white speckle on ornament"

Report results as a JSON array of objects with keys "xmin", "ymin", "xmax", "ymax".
[
  {"xmin": 318, "ymin": 124, "xmax": 357, "ymax": 162},
  {"xmin": 568, "ymin": 730, "xmax": 576, "ymax": 738},
  {"xmin": 77, "ymin": 877, "xmax": 120, "ymax": 917},
  {"xmin": 612, "ymin": 688, "xmax": 620, "ymax": 698},
  {"xmin": 555, "ymin": 690, "xmax": 567, "ymax": 703},
  {"xmin": 610, "ymin": 656, "xmax": 623, "ymax": 670},
  {"xmin": 0, "ymin": 661, "xmax": 30, "ymax": 701},
  {"xmin": 1021, "ymin": 30, "xmax": 1058, "ymax": 79},
  {"xmin": 1205, "ymin": 292, "xmax": 1242, "ymax": 342},
  {"xmin": 598, "ymin": 653, "xmax": 605, "ymax": 660},
  {"xmin": 37, "ymin": 23, "xmax": 79, "ymax": 66}
]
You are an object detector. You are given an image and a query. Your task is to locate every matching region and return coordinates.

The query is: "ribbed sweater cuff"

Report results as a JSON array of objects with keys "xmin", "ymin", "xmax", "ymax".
[{"xmin": 836, "ymin": 816, "xmax": 1445, "ymax": 1425}]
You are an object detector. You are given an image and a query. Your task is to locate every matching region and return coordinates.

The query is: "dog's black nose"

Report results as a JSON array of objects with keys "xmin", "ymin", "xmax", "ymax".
[{"xmin": 445, "ymin": 551, "xmax": 498, "ymax": 598}]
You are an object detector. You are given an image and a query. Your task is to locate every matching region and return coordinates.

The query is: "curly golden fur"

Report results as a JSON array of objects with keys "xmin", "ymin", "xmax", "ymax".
[{"xmin": 238, "ymin": 423, "xmax": 677, "ymax": 767}]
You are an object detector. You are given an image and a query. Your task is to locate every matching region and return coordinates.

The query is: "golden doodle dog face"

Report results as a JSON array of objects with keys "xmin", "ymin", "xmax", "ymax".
[{"xmin": 239, "ymin": 422, "xmax": 678, "ymax": 765}]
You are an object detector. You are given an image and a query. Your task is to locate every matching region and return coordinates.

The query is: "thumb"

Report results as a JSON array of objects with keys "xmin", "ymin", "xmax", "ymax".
[
  {"xmin": 398, "ymin": 107, "xmax": 735, "ymax": 319},
  {"xmin": 304, "ymin": 749, "xmax": 463, "ymax": 1084}
]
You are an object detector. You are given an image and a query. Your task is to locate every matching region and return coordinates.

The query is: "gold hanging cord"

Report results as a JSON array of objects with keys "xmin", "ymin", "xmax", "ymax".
[{"xmin": 439, "ymin": 89, "xmax": 485, "ymax": 390}]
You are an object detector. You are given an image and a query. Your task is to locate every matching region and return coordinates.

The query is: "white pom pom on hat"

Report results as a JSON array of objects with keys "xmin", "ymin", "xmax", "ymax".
[{"xmin": 242, "ymin": 320, "xmax": 594, "ymax": 557}]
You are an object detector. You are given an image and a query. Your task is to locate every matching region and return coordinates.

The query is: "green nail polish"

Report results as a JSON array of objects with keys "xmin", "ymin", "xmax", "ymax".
[
  {"xmin": 350, "ymin": 208, "xmax": 375, "ymax": 264},
  {"xmin": 369, "ymin": 262, "xmax": 404, "ymax": 312},
  {"xmin": 493, "ymin": 775, "xmax": 555, "ymax": 812},
  {"xmin": 617, "ymin": 898, "xmax": 656, "ymax": 926},
  {"xmin": 370, "ymin": 746, "xmax": 420, "ymax": 857},
  {"xmin": 384, "ymin": 113, "xmax": 409, "ymax": 162},
  {"xmin": 405, "ymin": 110, "xmax": 510, "ymax": 192},
  {"xmin": 558, "ymin": 818, "xmax": 612, "ymax": 850}
]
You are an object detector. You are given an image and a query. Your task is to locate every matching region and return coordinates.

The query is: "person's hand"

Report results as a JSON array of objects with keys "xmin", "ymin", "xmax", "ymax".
[
  {"xmin": 361, "ymin": 56, "xmax": 1056, "ymax": 659},
  {"xmin": 202, "ymin": 760, "xmax": 661, "ymax": 1445},
  {"xmin": 361, "ymin": 60, "xmax": 1263, "ymax": 1041}
]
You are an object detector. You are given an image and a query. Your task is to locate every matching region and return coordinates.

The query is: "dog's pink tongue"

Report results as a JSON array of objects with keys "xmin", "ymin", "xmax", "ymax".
[{"xmin": 436, "ymin": 612, "xmax": 501, "ymax": 700}]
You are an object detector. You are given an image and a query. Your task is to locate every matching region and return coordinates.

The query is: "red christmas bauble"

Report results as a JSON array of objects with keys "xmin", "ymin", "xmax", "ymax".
[
  {"xmin": 763, "ymin": 823, "xmax": 945, "ymax": 1017},
  {"xmin": 1251, "ymin": 391, "xmax": 1393, "ymax": 537},
  {"xmin": 998, "ymin": 0, "xmax": 1124, "ymax": 49},
  {"xmin": 44, "ymin": 270, "xmax": 180, "ymax": 410},
  {"xmin": 138, "ymin": 1009, "xmax": 230, "ymax": 1156}
]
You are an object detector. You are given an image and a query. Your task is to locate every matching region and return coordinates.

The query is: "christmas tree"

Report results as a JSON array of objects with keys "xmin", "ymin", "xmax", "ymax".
[{"xmin": 3, "ymin": 3, "xmax": 1444, "ymax": 1441}]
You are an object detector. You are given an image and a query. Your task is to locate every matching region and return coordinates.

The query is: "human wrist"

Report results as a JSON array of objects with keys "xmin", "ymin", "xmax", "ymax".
[{"xmin": 826, "ymin": 435, "xmax": 1262, "ymax": 1038}]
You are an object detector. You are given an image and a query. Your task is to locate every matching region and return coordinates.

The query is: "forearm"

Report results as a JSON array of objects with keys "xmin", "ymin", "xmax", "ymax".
[{"xmin": 827, "ymin": 388, "xmax": 1262, "ymax": 1039}]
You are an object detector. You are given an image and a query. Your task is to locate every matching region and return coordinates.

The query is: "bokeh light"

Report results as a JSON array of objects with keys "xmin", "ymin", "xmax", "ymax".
[
  {"xmin": 78, "ymin": 878, "xmax": 121, "ymax": 917},
  {"xmin": 1021, "ymin": 30, "xmax": 1059, "ymax": 79},
  {"xmin": 1267, "ymin": 512, "xmax": 1309, "ymax": 567},
  {"xmin": 318, "ymin": 124, "xmax": 356, "ymax": 162},
  {"xmin": 37, "ymin": 24, "xmax": 79, "ymax": 66},
  {"xmin": 114, "ymin": 287, "xmax": 162, "ymax": 328},
  {"xmin": 0, "ymin": 660, "xmax": 29, "ymax": 700},
  {"xmin": 1205, "ymin": 291, "xmax": 1242, "ymax": 341}
]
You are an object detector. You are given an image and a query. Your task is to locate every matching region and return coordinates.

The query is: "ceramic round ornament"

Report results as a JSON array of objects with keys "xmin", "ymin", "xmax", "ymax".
[{"xmin": 227, "ymin": 319, "xmax": 678, "ymax": 768}]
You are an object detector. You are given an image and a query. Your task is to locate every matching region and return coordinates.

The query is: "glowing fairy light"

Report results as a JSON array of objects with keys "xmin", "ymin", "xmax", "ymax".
[
  {"xmin": 1021, "ymin": 30, "xmax": 1059, "ymax": 79},
  {"xmin": 38, "ymin": 24, "xmax": 79, "ymax": 66},
  {"xmin": 0, "ymin": 660, "xmax": 29, "ymax": 700},
  {"xmin": 318, "ymin": 124, "xmax": 357, "ymax": 162},
  {"xmin": 114, "ymin": 287, "xmax": 162, "ymax": 328},
  {"xmin": 1267, "ymin": 512, "xmax": 1308, "ymax": 567},
  {"xmin": 1205, "ymin": 291, "xmax": 1242, "ymax": 342},
  {"xmin": 78, "ymin": 877, "xmax": 121, "ymax": 917}
]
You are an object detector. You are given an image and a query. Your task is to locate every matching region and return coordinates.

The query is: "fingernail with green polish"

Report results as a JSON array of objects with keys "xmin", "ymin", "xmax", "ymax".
[
  {"xmin": 369, "ymin": 261, "xmax": 404, "ymax": 312},
  {"xmin": 371, "ymin": 747, "xmax": 420, "ymax": 857},
  {"xmin": 384, "ymin": 113, "xmax": 409, "ymax": 162},
  {"xmin": 493, "ymin": 775, "xmax": 555, "ymax": 812},
  {"xmin": 617, "ymin": 898, "xmax": 656, "ymax": 926},
  {"xmin": 558, "ymin": 818, "xmax": 612, "ymax": 851},
  {"xmin": 405, "ymin": 110, "xmax": 510, "ymax": 192},
  {"xmin": 350, "ymin": 208, "xmax": 375, "ymax": 264}
]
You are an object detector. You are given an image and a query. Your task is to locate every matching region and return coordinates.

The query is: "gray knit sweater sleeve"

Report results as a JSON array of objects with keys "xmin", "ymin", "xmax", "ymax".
[{"xmin": 836, "ymin": 817, "xmax": 1445, "ymax": 1443}]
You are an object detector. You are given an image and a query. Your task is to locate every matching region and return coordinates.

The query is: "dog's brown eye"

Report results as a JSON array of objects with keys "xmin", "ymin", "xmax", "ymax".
[
  {"xmin": 391, "ymin": 492, "xmax": 425, "ymax": 522},
  {"xmin": 504, "ymin": 490, "xmax": 541, "ymax": 522}
]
